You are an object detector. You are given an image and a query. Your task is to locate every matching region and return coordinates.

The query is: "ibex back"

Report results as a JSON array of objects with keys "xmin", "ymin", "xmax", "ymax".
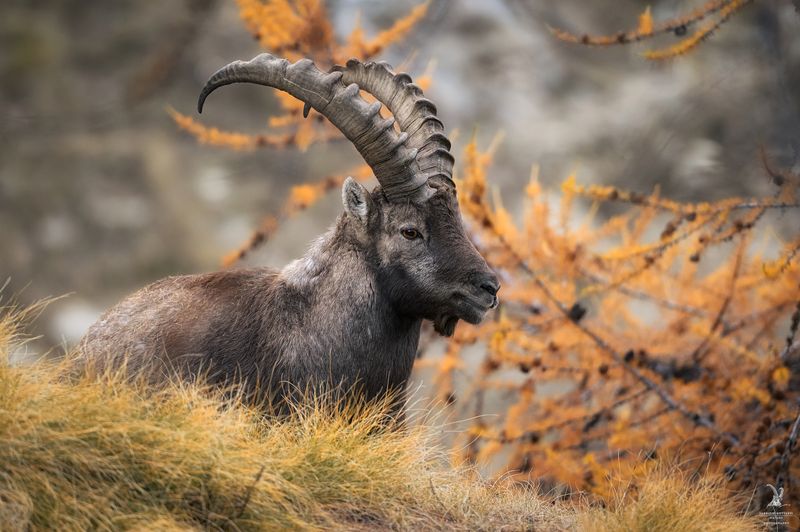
[{"xmin": 78, "ymin": 54, "xmax": 500, "ymax": 412}]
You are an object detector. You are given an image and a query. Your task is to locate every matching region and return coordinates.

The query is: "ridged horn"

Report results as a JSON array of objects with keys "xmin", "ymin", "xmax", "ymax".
[
  {"xmin": 197, "ymin": 53, "xmax": 427, "ymax": 202},
  {"xmin": 331, "ymin": 59, "xmax": 454, "ymax": 190}
]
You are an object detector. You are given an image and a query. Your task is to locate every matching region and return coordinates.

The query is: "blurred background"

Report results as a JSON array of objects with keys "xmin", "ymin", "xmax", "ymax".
[{"xmin": 1, "ymin": 0, "xmax": 798, "ymax": 352}]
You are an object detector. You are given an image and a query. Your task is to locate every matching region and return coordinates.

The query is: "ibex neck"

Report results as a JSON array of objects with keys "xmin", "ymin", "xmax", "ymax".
[
  {"xmin": 281, "ymin": 217, "xmax": 390, "ymax": 317},
  {"xmin": 281, "ymin": 218, "xmax": 359, "ymax": 288},
  {"xmin": 277, "ymin": 217, "xmax": 421, "ymax": 394}
]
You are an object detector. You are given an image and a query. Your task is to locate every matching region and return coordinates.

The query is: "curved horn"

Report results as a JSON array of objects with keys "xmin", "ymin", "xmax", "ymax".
[
  {"xmin": 332, "ymin": 59, "xmax": 454, "ymax": 191},
  {"xmin": 198, "ymin": 53, "xmax": 426, "ymax": 201}
]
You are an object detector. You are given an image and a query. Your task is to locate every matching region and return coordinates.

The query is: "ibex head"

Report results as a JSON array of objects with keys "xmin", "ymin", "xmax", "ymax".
[{"xmin": 199, "ymin": 54, "xmax": 499, "ymax": 336}]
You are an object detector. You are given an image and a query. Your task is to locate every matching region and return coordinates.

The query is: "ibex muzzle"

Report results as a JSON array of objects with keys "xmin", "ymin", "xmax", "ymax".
[{"xmin": 78, "ymin": 53, "xmax": 499, "ymax": 412}]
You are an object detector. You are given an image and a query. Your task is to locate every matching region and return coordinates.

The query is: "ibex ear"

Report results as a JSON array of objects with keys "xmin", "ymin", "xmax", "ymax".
[{"xmin": 342, "ymin": 177, "xmax": 373, "ymax": 225}]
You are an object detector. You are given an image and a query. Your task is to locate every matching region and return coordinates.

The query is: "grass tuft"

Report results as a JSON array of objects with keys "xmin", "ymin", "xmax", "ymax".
[
  {"xmin": 0, "ymin": 302, "xmax": 760, "ymax": 531},
  {"xmin": 579, "ymin": 465, "xmax": 761, "ymax": 532}
]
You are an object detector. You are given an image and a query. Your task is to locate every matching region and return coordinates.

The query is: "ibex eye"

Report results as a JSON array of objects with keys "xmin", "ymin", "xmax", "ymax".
[{"xmin": 401, "ymin": 228, "xmax": 420, "ymax": 240}]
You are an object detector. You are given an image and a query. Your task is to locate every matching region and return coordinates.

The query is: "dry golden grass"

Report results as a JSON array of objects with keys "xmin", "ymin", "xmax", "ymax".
[
  {"xmin": 0, "ymin": 302, "xmax": 763, "ymax": 531},
  {"xmin": 579, "ymin": 465, "xmax": 761, "ymax": 532},
  {"xmin": 0, "ymin": 303, "xmax": 570, "ymax": 531}
]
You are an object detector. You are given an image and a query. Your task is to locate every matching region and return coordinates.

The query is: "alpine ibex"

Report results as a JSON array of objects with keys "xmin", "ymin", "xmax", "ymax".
[{"xmin": 78, "ymin": 53, "xmax": 500, "ymax": 411}]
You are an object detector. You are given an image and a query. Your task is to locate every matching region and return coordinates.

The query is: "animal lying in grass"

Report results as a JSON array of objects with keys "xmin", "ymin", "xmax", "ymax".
[{"xmin": 78, "ymin": 53, "xmax": 500, "ymax": 413}]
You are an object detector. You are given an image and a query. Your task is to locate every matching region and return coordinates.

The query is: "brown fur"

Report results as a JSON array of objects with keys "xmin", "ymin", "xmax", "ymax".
[{"xmin": 78, "ymin": 178, "xmax": 499, "ymax": 413}]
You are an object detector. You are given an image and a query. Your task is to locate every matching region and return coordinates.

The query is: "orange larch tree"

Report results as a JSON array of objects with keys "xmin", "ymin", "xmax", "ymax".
[{"xmin": 173, "ymin": 0, "xmax": 800, "ymax": 510}]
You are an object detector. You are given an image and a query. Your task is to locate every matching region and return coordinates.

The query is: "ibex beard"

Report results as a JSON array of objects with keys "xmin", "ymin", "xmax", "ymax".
[{"xmin": 77, "ymin": 54, "xmax": 500, "ymax": 415}]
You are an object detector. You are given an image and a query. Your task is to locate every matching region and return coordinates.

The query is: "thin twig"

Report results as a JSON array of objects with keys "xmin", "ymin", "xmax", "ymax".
[
  {"xmin": 485, "ymin": 223, "xmax": 741, "ymax": 446},
  {"xmin": 776, "ymin": 408, "xmax": 800, "ymax": 491},
  {"xmin": 780, "ymin": 300, "xmax": 800, "ymax": 362},
  {"xmin": 690, "ymin": 235, "xmax": 745, "ymax": 363},
  {"xmin": 761, "ymin": 145, "xmax": 800, "ymax": 188},
  {"xmin": 428, "ymin": 477, "xmax": 453, "ymax": 520},
  {"xmin": 563, "ymin": 407, "xmax": 672, "ymax": 451},
  {"xmin": 476, "ymin": 388, "xmax": 650, "ymax": 443},
  {"xmin": 549, "ymin": 0, "xmax": 739, "ymax": 46},
  {"xmin": 233, "ymin": 465, "xmax": 266, "ymax": 520},
  {"xmin": 537, "ymin": 272, "xmax": 739, "ymax": 445},
  {"xmin": 579, "ymin": 267, "xmax": 737, "ymax": 330}
]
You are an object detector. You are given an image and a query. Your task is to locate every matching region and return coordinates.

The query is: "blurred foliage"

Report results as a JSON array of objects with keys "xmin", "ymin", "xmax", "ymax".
[
  {"xmin": 551, "ymin": 0, "xmax": 757, "ymax": 60},
  {"xmin": 434, "ymin": 139, "xmax": 799, "ymax": 514},
  {"xmin": 171, "ymin": 0, "xmax": 430, "ymax": 151},
  {"xmin": 171, "ymin": 0, "xmax": 800, "ymax": 518}
]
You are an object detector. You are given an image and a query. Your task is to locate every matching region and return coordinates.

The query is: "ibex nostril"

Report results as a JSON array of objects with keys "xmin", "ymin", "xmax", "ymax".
[{"xmin": 480, "ymin": 281, "xmax": 499, "ymax": 297}]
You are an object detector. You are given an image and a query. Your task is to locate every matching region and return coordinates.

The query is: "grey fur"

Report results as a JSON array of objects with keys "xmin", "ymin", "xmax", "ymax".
[{"xmin": 77, "ymin": 54, "xmax": 499, "ymax": 413}]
